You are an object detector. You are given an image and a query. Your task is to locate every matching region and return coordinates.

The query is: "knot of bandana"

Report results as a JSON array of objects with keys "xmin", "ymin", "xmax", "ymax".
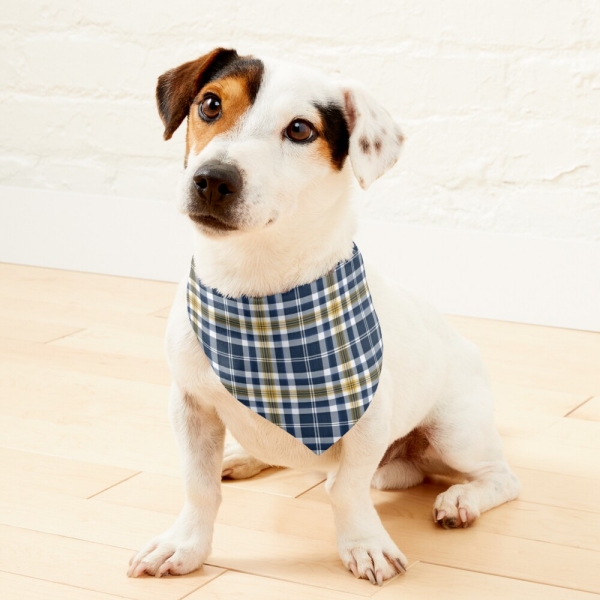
[{"xmin": 187, "ymin": 244, "xmax": 383, "ymax": 454}]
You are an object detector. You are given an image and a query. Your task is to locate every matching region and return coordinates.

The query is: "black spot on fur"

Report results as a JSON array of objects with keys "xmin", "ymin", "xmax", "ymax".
[
  {"xmin": 359, "ymin": 137, "xmax": 371, "ymax": 154},
  {"xmin": 314, "ymin": 102, "xmax": 350, "ymax": 170},
  {"xmin": 374, "ymin": 139, "xmax": 382, "ymax": 154}
]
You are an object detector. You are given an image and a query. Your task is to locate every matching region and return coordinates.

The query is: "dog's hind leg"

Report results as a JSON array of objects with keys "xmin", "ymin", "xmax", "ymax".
[
  {"xmin": 370, "ymin": 428, "xmax": 429, "ymax": 490},
  {"xmin": 221, "ymin": 439, "xmax": 271, "ymax": 479},
  {"xmin": 430, "ymin": 389, "xmax": 520, "ymax": 528}
]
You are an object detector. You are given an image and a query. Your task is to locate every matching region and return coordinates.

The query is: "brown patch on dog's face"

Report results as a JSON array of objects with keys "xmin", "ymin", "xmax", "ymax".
[
  {"xmin": 156, "ymin": 49, "xmax": 263, "ymax": 157},
  {"xmin": 187, "ymin": 76, "xmax": 254, "ymax": 155}
]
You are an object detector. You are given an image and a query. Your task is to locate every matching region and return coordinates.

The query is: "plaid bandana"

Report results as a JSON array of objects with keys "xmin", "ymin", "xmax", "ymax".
[{"xmin": 187, "ymin": 244, "xmax": 383, "ymax": 454}]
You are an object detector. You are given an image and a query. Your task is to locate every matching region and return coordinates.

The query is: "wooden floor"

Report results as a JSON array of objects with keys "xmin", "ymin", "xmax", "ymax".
[{"xmin": 1, "ymin": 262, "xmax": 599, "ymax": 600}]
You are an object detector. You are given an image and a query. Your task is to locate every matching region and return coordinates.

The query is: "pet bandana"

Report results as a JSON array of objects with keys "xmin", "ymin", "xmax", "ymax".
[{"xmin": 187, "ymin": 244, "xmax": 383, "ymax": 454}]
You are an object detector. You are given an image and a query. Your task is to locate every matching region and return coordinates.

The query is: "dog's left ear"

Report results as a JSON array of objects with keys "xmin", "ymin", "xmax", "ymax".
[
  {"xmin": 341, "ymin": 83, "xmax": 404, "ymax": 189},
  {"xmin": 156, "ymin": 47, "xmax": 239, "ymax": 140}
]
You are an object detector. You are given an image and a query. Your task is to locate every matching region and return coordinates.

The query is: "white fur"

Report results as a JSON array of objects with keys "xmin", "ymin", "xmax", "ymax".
[{"xmin": 128, "ymin": 54, "xmax": 520, "ymax": 584}]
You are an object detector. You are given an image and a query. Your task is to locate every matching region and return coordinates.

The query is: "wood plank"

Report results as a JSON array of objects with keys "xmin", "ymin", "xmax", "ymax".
[
  {"xmin": 0, "ymin": 295, "xmax": 170, "ymax": 335},
  {"xmin": 191, "ymin": 570, "xmax": 366, "ymax": 600},
  {"xmin": 373, "ymin": 562, "xmax": 600, "ymax": 600},
  {"xmin": 0, "ymin": 525, "xmax": 223, "ymax": 600},
  {"xmin": 0, "ymin": 337, "xmax": 170, "ymax": 385},
  {"xmin": 447, "ymin": 315, "xmax": 600, "ymax": 396},
  {"xmin": 0, "ymin": 361, "xmax": 169, "ymax": 423},
  {"xmin": 492, "ymin": 383, "xmax": 588, "ymax": 438},
  {"xmin": 0, "ymin": 413, "xmax": 180, "ymax": 476},
  {"xmin": 0, "ymin": 571, "xmax": 125, "ymax": 600},
  {"xmin": 447, "ymin": 315, "xmax": 600, "ymax": 358},
  {"xmin": 502, "ymin": 437, "xmax": 600, "ymax": 479},
  {"xmin": 537, "ymin": 418, "xmax": 600, "ymax": 450},
  {"xmin": 0, "ymin": 263, "xmax": 177, "ymax": 316},
  {"xmin": 568, "ymin": 397, "xmax": 600, "ymax": 422},
  {"xmin": 0, "ymin": 447, "xmax": 137, "ymax": 499},
  {"xmin": 51, "ymin": 323, "xmax": 167, "ymax": 361},
  {"xmin": 514, "ymin": 467, "xmax": 600, "ymax": 514},
  {"xmin": 0, "ymin": 360, "xmax": 177, "ymax": 474},
  {"xmin": 222, "ymin": 466, "xmax": 325, "ymax": 498},
  {"xmin": 475, "ymin": 499, "xmax": 600, "ymax": 552},
  {"xmin": 0, "ymin": 315, "xmax": 81, "ymax": 343}
]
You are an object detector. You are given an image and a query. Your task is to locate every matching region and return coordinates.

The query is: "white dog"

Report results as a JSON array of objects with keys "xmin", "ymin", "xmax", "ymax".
[{"xmin": 128, "ymin": 48, "xmax": 520, "ymax": 585}]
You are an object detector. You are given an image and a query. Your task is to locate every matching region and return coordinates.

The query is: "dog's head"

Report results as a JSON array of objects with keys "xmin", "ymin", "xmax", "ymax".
[{"xmin": 157, "ymin": 48, "xmax": 404, "ymax": 236}]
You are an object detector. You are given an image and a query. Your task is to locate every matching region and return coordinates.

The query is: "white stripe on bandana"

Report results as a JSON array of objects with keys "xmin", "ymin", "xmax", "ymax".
[{"xmin": 187, "ymin": 244, "xmax": 383, "ymax": 454}]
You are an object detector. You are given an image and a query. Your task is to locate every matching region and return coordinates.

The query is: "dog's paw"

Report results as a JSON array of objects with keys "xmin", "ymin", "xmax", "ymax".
[
  {"xmin": 433, "ymin": 483, "xmax": 480, "ymax": 529},
  {"xmin": 338, "ymin": 537, "xmax": 407, "ymax": 585},
  {"xmin": 221, "ymin": 442, "xmax": 269, "ymax": 480},
  {"xmin": 127, "ymin": 529, "xmax": 210, "ymax": 578}
]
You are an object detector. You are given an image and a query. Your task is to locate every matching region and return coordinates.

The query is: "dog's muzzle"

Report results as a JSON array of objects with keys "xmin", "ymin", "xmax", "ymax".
[{"xmin": 188, "ymin": 160, "xmax": 243, "ymax": 231}]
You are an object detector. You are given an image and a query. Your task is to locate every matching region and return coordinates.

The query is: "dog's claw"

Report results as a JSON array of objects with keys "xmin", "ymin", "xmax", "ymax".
[
  {"xmin": 375, "ymin": 569, "xmax": 384, "ymax": 586},
  {"xmin": 435, "ymin": 509, "xmax": 446, "ymax": 522},
  {"xmin": 366, "ymin": 568, "xmax": 376, "ymax": 585},
  {"xmin": 349, "ymin": 560, "xmax": 359, "ymax": 577},
  {"xmin": 394, "ymin": 558, "xmax": 406, "ymax": 574}
]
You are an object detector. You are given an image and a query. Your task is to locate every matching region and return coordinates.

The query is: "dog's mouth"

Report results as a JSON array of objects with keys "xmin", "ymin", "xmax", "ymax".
[{"xmin": 188, "ymin": 213, "xmax": 237, "ymax": 232}]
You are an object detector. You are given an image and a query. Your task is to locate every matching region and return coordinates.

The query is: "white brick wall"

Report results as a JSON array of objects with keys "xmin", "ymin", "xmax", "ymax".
[{"xmin": 1, "ymin": 0, "xmax": 599, "ymax": 241}]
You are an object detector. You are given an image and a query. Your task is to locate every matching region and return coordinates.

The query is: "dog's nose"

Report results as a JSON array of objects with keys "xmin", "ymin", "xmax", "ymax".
[{"xmin": 193, "ymin": 161, "xmax": 242, "ymax": 206}]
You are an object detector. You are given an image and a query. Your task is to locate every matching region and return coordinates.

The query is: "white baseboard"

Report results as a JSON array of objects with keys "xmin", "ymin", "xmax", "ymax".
[{"xmin": 1, "ymin": 185, "xmax": 599, "ymax": 332}]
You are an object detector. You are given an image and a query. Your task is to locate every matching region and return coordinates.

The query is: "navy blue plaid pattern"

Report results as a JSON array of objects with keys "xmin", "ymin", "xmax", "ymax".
[{"xmin": 187, "ymin": 244, "xmax": 383, "ymax": 454}]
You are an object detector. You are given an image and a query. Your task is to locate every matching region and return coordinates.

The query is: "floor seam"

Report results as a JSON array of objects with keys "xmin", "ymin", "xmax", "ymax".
[
  {"xmin": 43, "ymin": 327, "xmax": 87, "ymax": 344},
  {"xmin": 563, "ymin": 396, "xmax": 594, "ymax": 417},
  {"xmin": 0, "ymin": 569, "xmax": 132, "ymax": 599},
  {"xmin": 418, "ymin": 560, "xmax": 599, "ymax": 594},
  {"xmin": 86, "ymin": 471, "xmax": 142, "ymax": 500},
  {"xmin": 178, "ymin": 568, "xmax": 229, "ymax": 599}
]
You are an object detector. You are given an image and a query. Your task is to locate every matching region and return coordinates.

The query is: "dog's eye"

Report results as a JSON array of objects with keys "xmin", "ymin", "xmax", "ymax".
[
  {"xmin": 199, "ymin": 94, "xmax": 222, "ymax": 121},
  {"xmin": 284, "ymin": 119, "xmax": 315, "ymax": 143}
]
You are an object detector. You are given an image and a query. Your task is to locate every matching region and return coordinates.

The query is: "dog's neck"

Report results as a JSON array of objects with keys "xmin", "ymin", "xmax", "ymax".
[{"xmin": 191, "ymin": 189, "xmax": 357, "ymax": 298}]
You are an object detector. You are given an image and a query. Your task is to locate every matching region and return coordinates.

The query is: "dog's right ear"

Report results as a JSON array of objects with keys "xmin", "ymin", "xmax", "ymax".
[{"xmin": 156, "ymin": 48, "xmax": 239, "ymax": 140}]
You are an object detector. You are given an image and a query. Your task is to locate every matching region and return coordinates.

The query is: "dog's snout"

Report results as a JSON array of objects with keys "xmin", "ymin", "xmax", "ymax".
[{"xmin": 193, "ymin": 161, "xmax": 242, "ymax": 206}]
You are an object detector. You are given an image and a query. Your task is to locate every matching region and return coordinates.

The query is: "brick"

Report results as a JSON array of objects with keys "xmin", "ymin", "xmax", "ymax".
[{"xmin": 507, "ymin": 55, "xmax": 600, "ymax": 125}]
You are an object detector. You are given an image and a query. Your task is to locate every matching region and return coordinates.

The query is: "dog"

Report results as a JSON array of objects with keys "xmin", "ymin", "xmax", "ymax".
[{"xmin": 127, "ymin": 48, "xmax": 520, "ymax": 585}]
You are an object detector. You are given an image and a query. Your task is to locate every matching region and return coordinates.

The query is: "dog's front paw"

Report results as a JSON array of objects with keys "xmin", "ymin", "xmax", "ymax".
[
  {"xmin": 221, "ymin": 441, "xmax": 269, "ymax": 479},
  {"xmin": 338, "ymin": 536, "xmax": 407, "ymax": 585},
  {"xmin": 127, "ymin": 527, "xmax": 210, "ymax": 578}
]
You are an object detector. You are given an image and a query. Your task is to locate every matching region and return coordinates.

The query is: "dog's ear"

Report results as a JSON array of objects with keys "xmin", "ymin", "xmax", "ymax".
[
  {"xmin": 156, "ymin": 48, "xmax": 239, "ymax": 140},
  {"xmin": 341, "ymin": 82, "xmax": 404, "ymax": 189}
]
